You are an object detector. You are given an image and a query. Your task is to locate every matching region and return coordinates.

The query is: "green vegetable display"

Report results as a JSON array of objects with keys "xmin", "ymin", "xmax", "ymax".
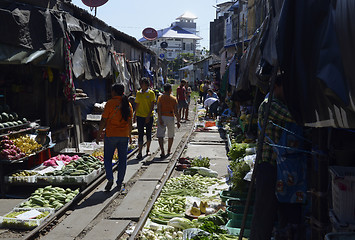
[
  {"xmin": 45, "ymin": 155, "xmax": 103, "ymax": 176},
  {"xmin": 19, "ymin": 186, "xmax": 79, "ymax": 210},
  {"xmin": 228, "ymin": 143, "xmax": 249, "ymax": 161},
  {"xmin": 228, "ymin": 160, "xmax": 250, "ymax": 192},
  {"xmin": 149, "ymin": 174, "xmax": 220, "ymax": 225},
  {"xmin": 150, "ymin": 196, "xmax": 186, "ymax": 224},
  {"xmin": 191, "ymin": 156, "xmax": 210, "ymax": 168},
  {"xmin": 197, "ymin": 209, "xmax": 229, "ymax": 226},
  {"xmin": 199, "ymin": 221, "xmax": 227, "ymax": 234},
  {"xmin": 161, "ymin": 174, "xmax": 220, "ymax": 197}
]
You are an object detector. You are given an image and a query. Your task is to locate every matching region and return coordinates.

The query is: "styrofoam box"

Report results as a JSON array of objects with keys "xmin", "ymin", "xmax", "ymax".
[
  {"xmin": 0, "ymin": 208, "xmax": 54, "ymax": 230},
  {"xmin": 329, "ymin": 166, "xmax": 355, "ymax": 224},
  {"xmin": 5, "ymin": 172, "xmax": 37, "ymax": 184}
]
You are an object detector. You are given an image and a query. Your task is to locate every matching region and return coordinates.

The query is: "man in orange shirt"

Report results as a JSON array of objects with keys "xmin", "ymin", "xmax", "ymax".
[
  {"xmin": 157, "ymin": 83, "xmax": 180, "ymax": 158},
  {"xmin": 96, "ymin": 83, "xmax": 133, "ymax": 191}
]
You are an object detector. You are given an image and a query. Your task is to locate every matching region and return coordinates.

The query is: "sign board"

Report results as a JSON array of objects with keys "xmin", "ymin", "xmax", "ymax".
[
  {"xmin": 159, "ymin": 53, "xmax": 165, "ymax": 58},
  {"xmin": 142, "ymin": 28, "xmax": 158, "ymax": 41},
  {"xmin": 160, "ymin": 41, "xmax": 168, "ymax": 48},
  {"xmin": 82, "ymin": 0, "xmax": 109, "ymax": 7}
]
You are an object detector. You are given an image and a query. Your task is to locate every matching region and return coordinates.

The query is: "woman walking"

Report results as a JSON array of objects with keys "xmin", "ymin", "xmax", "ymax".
[
  {"xmin": 134, "ymin": 77, "xmax": 156, "ymax": 159},
  {"xmin": 96, "ymin": 83, "xmax": 133, "ymax": 192}
]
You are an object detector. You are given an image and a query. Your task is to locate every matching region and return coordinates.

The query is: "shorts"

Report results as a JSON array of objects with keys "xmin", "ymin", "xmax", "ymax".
[
  {"xmin": 157, "ymin": 116, "xmax": 175, "ymax": 138},
  {"xmin": 178, "ymin": 100, "xmax": 188, "ymax": 109},
  {"xmin": 209, "ymin": 101, "xmax": 219, "ymax": 114}
]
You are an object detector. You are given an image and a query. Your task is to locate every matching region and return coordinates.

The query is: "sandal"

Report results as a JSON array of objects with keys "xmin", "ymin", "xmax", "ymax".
[
  {"xmin": 160, "ymin": 153, "xmax": 166, "ymax": 159},
  {"xmin": 146, "ymin": 151, "xmax": 151, "ymax": 156},
  {"xmin": 137, "ymin": 153, "xmax": 143, "ymax": 159}
]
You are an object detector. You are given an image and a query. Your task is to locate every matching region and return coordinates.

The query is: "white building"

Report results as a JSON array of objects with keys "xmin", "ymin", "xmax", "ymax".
[{"xmin": 139, "ymin": 12, "xmax": 202, "ymax": 61}]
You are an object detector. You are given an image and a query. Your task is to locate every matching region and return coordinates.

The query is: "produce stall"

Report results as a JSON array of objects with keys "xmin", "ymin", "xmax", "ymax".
[
  {"xmin": 4, "ymin": 154, "xmax": 104, "ymax": 187},
  {"xmin": 0, "ymin": 107, "xmax": 52, "ymax": 196},
  {"xmin": 0, "ymin": 185, "xmax": 79, "ymax": 230},
  {"xmin": 135, "ymin": 111, "xmax": 255, "ymax": 239}
]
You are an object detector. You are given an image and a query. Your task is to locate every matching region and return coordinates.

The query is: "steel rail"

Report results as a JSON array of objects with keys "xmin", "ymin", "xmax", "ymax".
[{"xmin": 23, "ymin": 143, "xmax": 142, "ymax": 240}]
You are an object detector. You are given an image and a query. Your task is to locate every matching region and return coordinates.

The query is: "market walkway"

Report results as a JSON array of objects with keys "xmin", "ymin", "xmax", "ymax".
[{"xmin": 39, "ymin": 102, "xmax": 231, "ymax": 240}]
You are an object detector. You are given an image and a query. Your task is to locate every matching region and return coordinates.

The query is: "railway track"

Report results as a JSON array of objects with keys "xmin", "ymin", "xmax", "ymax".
[{"xmin": 20, "ymin": 102, "xmax": 198, "ymax": 240}]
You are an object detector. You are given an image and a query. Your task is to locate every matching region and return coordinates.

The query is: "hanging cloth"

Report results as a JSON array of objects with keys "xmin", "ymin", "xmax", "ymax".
[
  {"xmin": 61, "ymin": 33, "xmax": 76, "ymax": 101},
  {"xmin": 229, "ymin": 57, "xmax": 237, "ymax": 86},
  {"xmin": 265, "ymin": 122, "xmax": 307, "ymax": 204},
  {"xmin": 112, "ymin": 52, "xmax": 131, "ymax": 95}
]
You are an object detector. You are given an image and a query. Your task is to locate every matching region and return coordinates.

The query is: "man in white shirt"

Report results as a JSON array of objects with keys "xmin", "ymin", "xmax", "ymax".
[{"xmin": 204, "ymin": 97, "xmax": 219, "ymax": 119}]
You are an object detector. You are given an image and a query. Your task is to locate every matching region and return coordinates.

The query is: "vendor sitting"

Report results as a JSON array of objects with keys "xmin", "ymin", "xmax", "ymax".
[{"xmin": 204, "ymin": 90, "xmax": 219, "ymax": 119}]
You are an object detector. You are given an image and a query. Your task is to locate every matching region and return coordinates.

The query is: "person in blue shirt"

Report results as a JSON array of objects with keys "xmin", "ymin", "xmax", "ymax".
[{"xmin": 206, "ymin": 89, "xmax": 218, "ymax": 100}]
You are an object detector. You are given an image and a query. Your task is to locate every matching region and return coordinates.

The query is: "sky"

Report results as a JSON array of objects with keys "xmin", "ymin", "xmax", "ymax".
[{"xmin": 71, "ymin": 0, "xmax": 227, "ymax": 50}]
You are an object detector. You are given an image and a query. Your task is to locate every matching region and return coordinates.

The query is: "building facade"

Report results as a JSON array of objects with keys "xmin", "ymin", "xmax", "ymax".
[{"xmin": 139, "ymin": 12, "xmax": 202, "ymax": 61}]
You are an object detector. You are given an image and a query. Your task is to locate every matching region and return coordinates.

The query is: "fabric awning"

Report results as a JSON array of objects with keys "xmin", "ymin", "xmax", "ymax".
[{"xmin": 0, "ymin": 39, "xmax": 64, "ymax": 69}]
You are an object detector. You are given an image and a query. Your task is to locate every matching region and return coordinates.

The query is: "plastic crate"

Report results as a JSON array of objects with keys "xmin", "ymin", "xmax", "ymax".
[
  {"xmin": 220, "ymin": 190, "xmax": 250, "ymax": 204},
  {"xmin": 325, "ymin": 232, "xmax": 355, "ymax": 240},
  {"xmin": 227, "ymin": 205, "xmax": 253, "ymax": 215},
  {"xmin": 0, "ymin": 208, "xmax": 54, "ymax": 230},
  {"xmin": 329, "ymin": 166, "xmax": 355, "ymax": 224},
  {"xmin": 225, "ymin": 219, "xmax": 251, "ymax": 237},
  {"xmin": 226, "ymin": 202, "xmax": 253, "ymax": 213},
  {"xmin": 226, "ymin": 197, "xmax": 255, "ymax": 207},
  {"xmin": 226, "ymin": 206, "xmax": 253, "ymax": 227}
]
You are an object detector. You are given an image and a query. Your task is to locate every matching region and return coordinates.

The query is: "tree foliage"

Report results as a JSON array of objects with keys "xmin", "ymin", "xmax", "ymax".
[{"xmin": 168, "ymin": 53, "xmax": 200, "ymax": 76}]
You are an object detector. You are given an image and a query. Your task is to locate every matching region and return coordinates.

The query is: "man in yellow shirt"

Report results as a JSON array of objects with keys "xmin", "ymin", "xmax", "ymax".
[
  {"xmin": 199, "ymin": 80, "xmax": 204, "ymax": 104},
  {"xmin": 134, "ymin": 77, "xmax": 156, "ymax": 159}
]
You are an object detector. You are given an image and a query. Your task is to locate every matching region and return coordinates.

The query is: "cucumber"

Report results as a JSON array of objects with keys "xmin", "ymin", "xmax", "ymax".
[{"xmin": 31, "ymin": 197, "xmax": 45, "ymax": 206}]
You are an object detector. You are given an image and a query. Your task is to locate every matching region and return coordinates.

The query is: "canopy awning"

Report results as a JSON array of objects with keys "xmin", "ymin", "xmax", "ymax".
[{"xmin": 179, "ymin": 64, "xmax": 194, "ymax": 71}]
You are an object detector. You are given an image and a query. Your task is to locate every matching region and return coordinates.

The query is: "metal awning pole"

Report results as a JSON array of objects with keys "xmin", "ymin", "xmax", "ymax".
[{"xmin": 238, "ymin": 67, "xmax": 277, "ymax": 240}]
